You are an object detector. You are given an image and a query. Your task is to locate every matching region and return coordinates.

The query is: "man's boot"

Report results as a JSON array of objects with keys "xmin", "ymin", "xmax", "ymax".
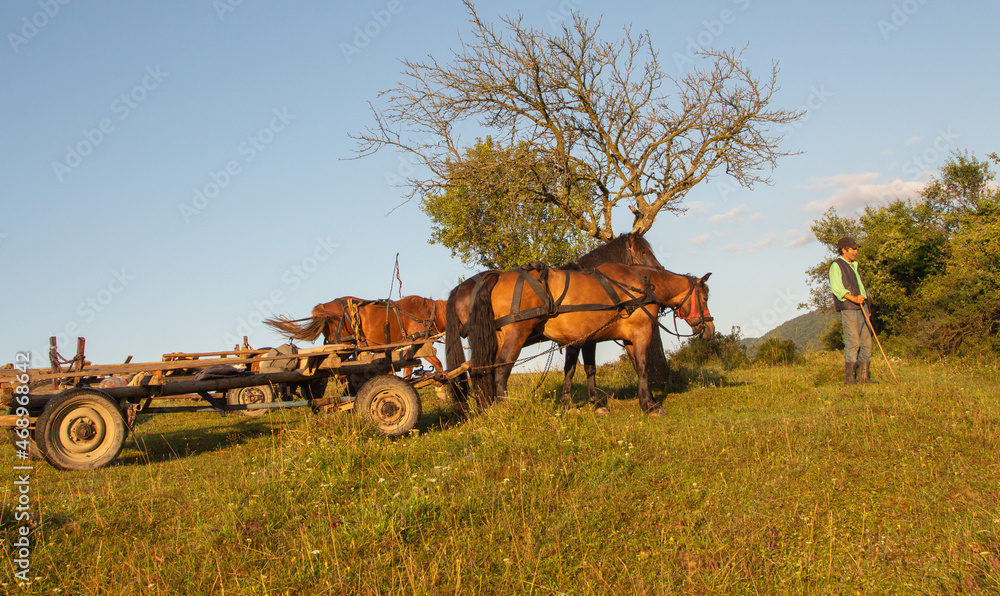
[
  {"xmin": 857, "ymin": 360, "xmax": 877, "ymax": 384},
  {"xmin": 844, "ymin": 361, "xmax": 857, "ymax": 385}
]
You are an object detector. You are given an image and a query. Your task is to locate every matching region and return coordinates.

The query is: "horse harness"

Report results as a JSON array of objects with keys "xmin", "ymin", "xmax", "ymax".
[
  {"xmin": 662, "ymin": 278, "xmax": 713, "ymax": 338},
  {"xmin": 489, "ymin": 264, "xmax": 713, "ymax": 339},
  {"xmin": 326, "ymin": 298, "xmax": 438, "ymax": 346},
  {"xmin": 491, "ymin": 264, "xmax": 662, "ymax": 330}
]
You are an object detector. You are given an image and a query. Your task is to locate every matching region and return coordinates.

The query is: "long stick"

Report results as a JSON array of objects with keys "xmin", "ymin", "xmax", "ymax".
[{"xmin": 862, "ymin": 303, "xmax": 899, "ymax": 383}]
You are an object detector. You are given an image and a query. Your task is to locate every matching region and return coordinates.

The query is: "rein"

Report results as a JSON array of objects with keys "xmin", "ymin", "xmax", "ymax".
[
  {"xmin": 660, "ymin": 278, "xmax": 713, "ymax": 338},
  {"xmin": 602, "ymin": 275, "xmax": 712, "ymax": 340}
]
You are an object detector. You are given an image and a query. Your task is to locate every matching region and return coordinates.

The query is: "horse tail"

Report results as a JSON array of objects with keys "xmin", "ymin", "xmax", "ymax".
[
  {"xmin": 467, "ymin": 273, "xmax": 500, "ymax": 408},
  {"xmin": 445, "ymin": 285, "xmax": 469, "ymax": 404},
  {"xmin": 263, "ymin": 314, "xmax": 328, "ymax": 342}
]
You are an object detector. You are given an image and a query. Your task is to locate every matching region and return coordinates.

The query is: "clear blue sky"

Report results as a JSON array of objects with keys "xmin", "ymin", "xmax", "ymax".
[{"xmin": 2, "ymin": 0, "xmax": 997, "ymax": 367}]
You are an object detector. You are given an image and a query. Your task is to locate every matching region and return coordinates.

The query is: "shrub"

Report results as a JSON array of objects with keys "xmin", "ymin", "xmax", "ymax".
[
  {"xmin": 820, "ymin": 320, "xmax": 844, "ymax": 352},
  {"xmin": 670, "ymin": 326, "xmax": 749, "ymax": 370},
  {"xmin": 753, "ymin": 337, "xmax": 801, "ymax": 366}
]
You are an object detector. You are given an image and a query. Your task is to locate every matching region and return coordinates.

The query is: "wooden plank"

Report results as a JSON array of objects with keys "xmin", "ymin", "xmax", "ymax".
[
  {"xmin": 162, "ymin": 349, "xmax": 269, "ymax": 359},
  {"xmin": 0, "ymin": 335, "xmax": 442, "ymax": 383},
  {"xmin": 0, "ymin": 414, "xmax": 36, "ymax": 429}
]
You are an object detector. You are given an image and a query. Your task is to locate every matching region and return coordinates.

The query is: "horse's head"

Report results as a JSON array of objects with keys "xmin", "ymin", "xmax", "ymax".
[
  {"xmin": 626, "ymin": 233, "xmax": 663, "ymax": 269},
  {"xmin": 677, "ymin": 273, "xmax": 714, "ymax": 340}
]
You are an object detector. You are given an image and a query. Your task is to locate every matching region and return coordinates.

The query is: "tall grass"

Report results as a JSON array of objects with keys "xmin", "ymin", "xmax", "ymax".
[{"xmin": 1, "ymin": 352, "xmax": 998, "ymax": 594}]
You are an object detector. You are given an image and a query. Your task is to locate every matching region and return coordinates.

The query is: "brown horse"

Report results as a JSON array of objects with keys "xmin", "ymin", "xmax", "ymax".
[
  {"xmin": 444, "ymin": 233, "xmax": 663, "ymax": 403},
  {"xmin": 265, "ymin": 295, "xmax": 448, "ymax": 373},
  {"xmin": 464, "ymin": 263, "xmax": 714, "ymax": 413}
]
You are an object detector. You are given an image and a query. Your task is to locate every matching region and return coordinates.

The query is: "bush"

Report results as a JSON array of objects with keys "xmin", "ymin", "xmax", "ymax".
[
  {"xmin": 820, "ymin": 320, "xmax": 844, "ymax": 352},
  {"xmin": 753, "ymin": 338, "xmax": 801, "ymax": 366},
  {"xmin": 670, "ymin": 326, "xmax": 749, "ymax": 370}
]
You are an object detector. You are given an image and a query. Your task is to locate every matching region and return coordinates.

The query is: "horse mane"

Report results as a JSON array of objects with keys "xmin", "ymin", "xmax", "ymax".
[
  {"xmin": 634, "ymin": 265, "xmax": 710, "ymax": 299},
  {"xmin": 571, "ymin": 234, "xmax": 633, "ymax": 269},
  {"xmin": 677, "ymin": 272, "xmax": 710, "ymax": 298}
]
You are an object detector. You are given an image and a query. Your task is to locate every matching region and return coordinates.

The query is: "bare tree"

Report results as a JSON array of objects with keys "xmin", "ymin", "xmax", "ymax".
[{"xmin": 355, "ymin": 0, "xmax": 803, "ymax": 241}]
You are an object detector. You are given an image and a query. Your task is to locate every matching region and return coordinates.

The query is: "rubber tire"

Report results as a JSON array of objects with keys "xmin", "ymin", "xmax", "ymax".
[
  {"xmin": 35, "ymin": 388, "xmax": 127, "ymax": 471},
  {"xmin": 354, "ymin": 375, "xmax": 421, "ymax": 438},
  {"xmin": 6, "ymin": 408, "xmax": 43, "ymax": 461},
  {"xmin": 226, "ymin": 384, "xmax": 274, "ymax": 417}
]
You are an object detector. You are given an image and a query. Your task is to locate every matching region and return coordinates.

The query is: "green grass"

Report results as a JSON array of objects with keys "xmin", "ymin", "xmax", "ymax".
[{"xmin": 2, "ymin": 352, "xmax": 999, "ymax": 595}]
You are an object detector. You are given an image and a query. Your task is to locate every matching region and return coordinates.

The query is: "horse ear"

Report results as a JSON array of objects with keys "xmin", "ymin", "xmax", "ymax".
[{"xmin": 700, "ymin": 272, "xmax": 712, "ymax": 283}]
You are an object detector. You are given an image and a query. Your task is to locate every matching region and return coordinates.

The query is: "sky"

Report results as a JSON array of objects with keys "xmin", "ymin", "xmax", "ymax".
[{"xmin": 2, "ymin": 0, "xmax": 997, "ymax": 369}]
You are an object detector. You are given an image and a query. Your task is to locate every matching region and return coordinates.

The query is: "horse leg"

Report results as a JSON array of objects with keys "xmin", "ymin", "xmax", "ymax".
[
  {"xmin": 561, "ymin": 345, "xmax": 581, "ymax": 408},
  {"xmin": 494, "ymin": 322, "xmax": 534, "ymax": 401},
  {"xmin": 581, "ymin": 343, "xmax": 606, "ymax": 414},
  {"xmin": 625, "ymin": 340, "xmax": 663, "ymax": 416}
]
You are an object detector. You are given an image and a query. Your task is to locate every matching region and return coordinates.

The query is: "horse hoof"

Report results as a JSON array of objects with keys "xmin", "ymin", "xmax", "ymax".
[
  {"xmin": 645, "ymin": 407, "xmax": 666, "ymax": 417},
  {"xmin": 594, "ymin": 407, "xmax": 610, "ymax": 416}
]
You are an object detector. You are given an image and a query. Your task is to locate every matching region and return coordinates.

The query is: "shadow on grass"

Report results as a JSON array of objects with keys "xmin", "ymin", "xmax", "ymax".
[
  {"xmin": 675, "ymin": 365, "xmax": 747, "ymax": 389},
  {"xmin": 0, "ymin": 505, "xmax": 72, "ymax": 536},
  {"xmin": 556, "ymin": 363, "xmax": 747, "ymax": 410},
  {"xmin": 415, "ymin": 388, "xmax": 476, "ymax": 434},
  {"xmin": 117, "ymin": 416, "xmax": 282, "ymax": 467}
]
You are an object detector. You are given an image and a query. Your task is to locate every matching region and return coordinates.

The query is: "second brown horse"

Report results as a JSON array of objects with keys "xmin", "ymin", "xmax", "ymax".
[{"xmin": 264, "ymin": 295, "xmax": 447, "ymax": 373}]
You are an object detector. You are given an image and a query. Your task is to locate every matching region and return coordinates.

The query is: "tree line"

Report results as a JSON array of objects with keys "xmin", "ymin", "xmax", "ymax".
[{"xmin": 805, "ymin": 151, "xmax": 1000, "ymax": 357}]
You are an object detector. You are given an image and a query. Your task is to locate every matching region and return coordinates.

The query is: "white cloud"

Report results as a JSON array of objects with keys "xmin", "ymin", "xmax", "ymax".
[
  {"xmin": 905, "ymin": 136, "xmax": 922, "ymax": 145},
  {"xmin": 690, "ymin": 233, "xmax": 712, "ymax": 246},
  {"xmin": 785, "ymin": 230, "xmax": 815, "ymax": 248},
  {"xmin": 720, "ymin": 236, "xmax": 775, "ymax": 255},
  {"xmin": 706, "ymin": 203, "xmax": 763, "ymax": 225},
  {"xmin": 799, "ymin": 173, "xmax": 925, "ymax": 213},
  {"xmin": 708, "ymin": 204, "xmax": 746, "ymax": 223},
  {"xmin": 683, "ymin": 201, "xmax": 710, "ymax": 216},
  {"xmin": 746, "ymin": 237, "xmax": 777, "ymax": 253},
  {"xmin": 718, "ymin": 229, "xmax": 813, "ymax": 256},
  {"xmin": 798, "ymin": 172, "xmax": 880, "ymax": 192}
]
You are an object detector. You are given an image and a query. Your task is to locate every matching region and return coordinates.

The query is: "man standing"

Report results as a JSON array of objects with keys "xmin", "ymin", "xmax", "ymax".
[{"xmin": 828, "ymin": 236, "xmax": 874, "ymax": 384}]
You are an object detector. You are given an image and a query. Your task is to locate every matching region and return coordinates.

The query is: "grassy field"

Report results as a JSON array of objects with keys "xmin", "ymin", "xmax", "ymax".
[{"xmin": 2, "ymin": 351, "xmax": 999, "ymax": 595}]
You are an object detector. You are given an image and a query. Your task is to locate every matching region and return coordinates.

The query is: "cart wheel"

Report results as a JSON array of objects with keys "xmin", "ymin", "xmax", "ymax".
[
  {"xmin": 226, "ymin": 385, "xmax": 274, "ymax": 417},
  {"xmin": 354, "ymin": 375, "xmax": 421, "ymax": 438},
  {"xmin": 6, "ymin": 408, "xmax": 43, "ymax": 461},
  {"xmin": 34, "ymin": 389, "xmax": 126, "ymax": 471}
]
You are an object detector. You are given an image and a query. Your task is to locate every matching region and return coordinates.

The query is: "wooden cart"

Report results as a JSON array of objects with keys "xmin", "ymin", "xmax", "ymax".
[{"xmin": 1, "ymin": 336, "xmax": 467, "ymax": 471}]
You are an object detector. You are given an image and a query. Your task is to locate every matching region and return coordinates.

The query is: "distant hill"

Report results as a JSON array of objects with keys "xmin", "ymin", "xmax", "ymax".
[{"xmin": 743, "ymin": 310, "xmax": 838, "ymax": 353}]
